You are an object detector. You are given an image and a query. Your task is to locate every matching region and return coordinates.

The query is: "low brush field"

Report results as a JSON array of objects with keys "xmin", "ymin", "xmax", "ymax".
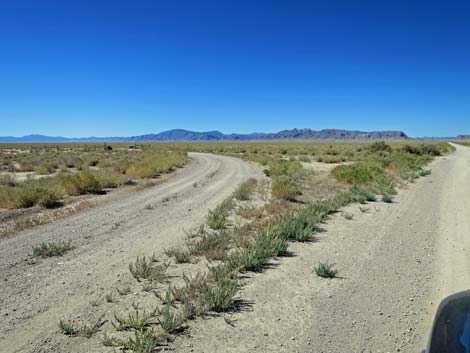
[{"xmin": 0, "ymin": 142, "xmax": 187, "ymax": 209}]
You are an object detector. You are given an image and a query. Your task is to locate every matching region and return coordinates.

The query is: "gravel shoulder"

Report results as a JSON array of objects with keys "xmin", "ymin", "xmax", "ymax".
[
  {"xmin": 0, "ymin": 152, "xmax": 263, "ymax": 353},
  {"xmin": 171, "ymin": 144, "xmax": 470, "ymax": 353}
]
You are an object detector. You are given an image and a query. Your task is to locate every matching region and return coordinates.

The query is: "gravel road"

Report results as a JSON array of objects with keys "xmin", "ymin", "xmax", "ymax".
[
  {"xmin": 171, "ymin": 143, "xmax": 470, "ymax": 353},
  {"xmin": 0, "ymin": 152, "xmax": 263, "ymax": 353}
]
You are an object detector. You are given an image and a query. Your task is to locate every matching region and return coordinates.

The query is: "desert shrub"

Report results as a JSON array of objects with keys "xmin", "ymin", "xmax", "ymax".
[
  {"xmin": 367, "ymin": 141, "xmax": 392, "ymax": 153},
  {"xmin": 420, "ymin": 169, "xmax": 431, "ymax": 177},
  {"xmin": 0, "ymin": 174, "xmax": 15, "ymax": 187},
  {"xmin": 307, "ymin": 200, "xmax": 340, "ymax": 219},
  {"xmin": 331, "ymin": 162, "xmax": 385, "ymax": 185},
  {"xmin": 34, "ymin": 160, "xmax": 58, "ymax": 175},
  {"xmin": 207, "ymin": 199, "xmax": 233, "ymax": 229},
  {"xmin": 382, "ymin": 194, "xmax": 393, "ymax": 203},
  {"xmin": 157, "ymin": 305, "xmax": 184, "ymax": 333},
  {"xmin": 59, "ymin": 319, "xmax": 102, "ymax": 338},
  {"xmin": 233, "ymin": 178, "xmax": 257, "ymax": 201},
  {"xmin": 59, "ymin": 169, "xmax": 103, "ymax": 195},
  {"xmin": 129, "ymin": 256, "xmax": 168, "ymax": 282},
  {"xmin": 33, "ymin": 241, "xmax": 74, "ymax": 258},
  {"xmin": 126, "ymin": 166, "xmax": 154, "ymax": 179},
  {"xmin": 267, "ymin": 159, "xmax": 305, "ymax": 180},
  {"xmin": 113, "ymin": 308, "xmax": 157, "ymax": 331},
  {"xmin": 187, "ymin": 229, "xmax": 230, "ymax": 261},
  {"xmin": 401, "ymin": 143, "xmax": 441, "ymax": 156},
  {"xmin": 271, "ymin": 175, "xmax": 298, "ymax": 200},
  {"xmin": 228, "ymin": 231, "xmax": 288, "ymax": 272},
  {"xmin": 197, "ymin": 275, "xmax": 238, "ymax": 313},
  {"xmin": 165, "ymin": 247, "xmax": 191, "ymax": 263},
  {"xmin": 314, "ymin": 262, "xmax": 337, "ymax": 278},
  {"xmin": 112, "ymin": 328, "xmax": 159, "ymax": 353},
  {"xmin": 278, "ymin": 211, "xmax": 319, "ymax": 242},
  {"xmin": 12, "ymin": 181, "xmax": 63, "ymax": 209},
  {"xmin": 171, "ymin": 271, "xmax": 238, "ymax": 315}
]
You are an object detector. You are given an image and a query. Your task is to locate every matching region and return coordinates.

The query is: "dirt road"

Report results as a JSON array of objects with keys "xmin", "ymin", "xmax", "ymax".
[
  {"xmin": 170, "ymin": 143, "xmax": 470, "ymax": 353},
  {"xmin": 0, "ymin": 153, "xmax": 263, "ymax": 353}
]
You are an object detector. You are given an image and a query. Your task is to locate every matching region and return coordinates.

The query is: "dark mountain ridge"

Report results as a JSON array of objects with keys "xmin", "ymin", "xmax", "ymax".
[{"xmin": 0, "ymin": 128, "xmax": 409, "ymax": 143}]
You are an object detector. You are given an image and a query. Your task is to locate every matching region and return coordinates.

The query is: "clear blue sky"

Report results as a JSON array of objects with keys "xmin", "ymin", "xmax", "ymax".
[{"xmin": 1, "ymin": 0, "xmax": 469, "ymax": 137}]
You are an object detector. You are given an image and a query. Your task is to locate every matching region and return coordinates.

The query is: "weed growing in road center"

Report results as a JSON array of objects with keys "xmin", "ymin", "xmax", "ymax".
[
  {"xmin": 157, "ymin": 304, "xmax": 185, "ymax": 333},
  {"xmin": 112, "ymin": 308, "xmax": 157, "ymax": 331},
  {"xmin": 165, "ymin": 247, "xmax": 192, "ymax": 263},
  {"xmin": 187, "ymin": 229, "xmax": 231, "ymax": 261},
  {"xmin": 32, "ymin": 241, "xmax": 74, "ymax": 258},
  {"xmin": 59, "ymin": 318, "xmax": 103, "ymax": 338},
  {"xmin": 314, "ymin": 262, "xmax": 338, "ymax": 279},
  {"xmin": 129, "ymin": 256, "xmax": 169, "ymax": 282},
  {"xmin": 111, "ymin": 328, "xmax": 159, "ymax": 352},
  {"xmin": 342, "ymin": 212, "xmax": 353, "ymax": 220},
  {"xmin": 207, "ymin": 200, "xmax": 232, "ymax": 229}
]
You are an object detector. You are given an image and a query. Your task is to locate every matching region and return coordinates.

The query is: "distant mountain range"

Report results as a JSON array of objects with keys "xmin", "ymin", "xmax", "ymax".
[{"xmin": 0, "ymin": 129, "xmax": 411, "ymax": 143}]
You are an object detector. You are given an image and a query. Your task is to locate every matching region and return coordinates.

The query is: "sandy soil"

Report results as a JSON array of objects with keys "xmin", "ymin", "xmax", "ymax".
[
  {"xmin": 2, "ymin": 144, "xmax": 470, "ymax": 353},
  {"xmin": 0, "ymin": 152, "xmax": 263, "ymax": 353},
  {"xmin": 170, "ymin": 143, "xmax": 470, "ymax": 353}
]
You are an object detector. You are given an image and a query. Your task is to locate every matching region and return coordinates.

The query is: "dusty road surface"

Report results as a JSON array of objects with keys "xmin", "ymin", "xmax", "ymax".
[
  {"xmin": 170, "ymin": 143, "xmax": 470, "ymax": 353},
  {"xmin": 0, "ymin": 153, "xmax": 263, "ymax": 353}
]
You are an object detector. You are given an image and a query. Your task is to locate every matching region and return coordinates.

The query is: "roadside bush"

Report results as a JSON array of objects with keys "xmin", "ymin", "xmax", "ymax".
[
  {"xmin": 233, "ymin": 178, "xmax": 257, "ymax": 201},
  {"xmin": 112, "ymin": 329, "xmax": 159, "ymax": 352},
  {"xmin": 157, "ymin": 305, "xmax": 184, "ymax": 333},
  {"xmin": 187, "ymin": 229, "xmax": 230, "ymax": 261},
  {"xmin": 59, "ymin": 169, "xmax": 103, "ymax": 195},
  {"xmin": 367, "ymin": 141, "xmax": 392, "ymax": 153},
  {"xmin": 0, "ymin": 174, "xmax": 15, "ymax": 187},
  {"xmin": 207, "ymin": 199, "xmax": 233, "ymax": 229},
  {"xmin": 271, "ymin": 175, "xmax": 298, "ymax": 200},
  {"xmin": 401, "ymin": 143, "xmax": 441, "ymax": 156},
  {"xmin": 331, "ymin": 162, "xmax": 385, "ymax": 185},
  {"xmin": 278, "ymin": 211, "xmax": 319, "ymax": 242},
  {"xmin": 129, "ymin": 256, "xmax": 168, "ymax": 282},
  {"xmin": 267, "ymin": 159, "xmax": 304, "ymax": 179},
  {"xmin": 14, "ymin": 182, "xmax": 62, "ymax": 209},
  {"xmin": 165, "ymin": 247, "xmax": 192, "ymax": 263}
]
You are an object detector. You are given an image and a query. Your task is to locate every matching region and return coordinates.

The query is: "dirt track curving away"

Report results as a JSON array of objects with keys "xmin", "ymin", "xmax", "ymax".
[
  {"xmin": 2, "ymin": 145, "xmax": 470, "ymax": 353},
  {"xmin": 0, "ymin": 153, "xmax": 263, "ymax": 353},
  {"xmin": 170, "ymin": 143, "xmax": 470, "ymax": 353}
]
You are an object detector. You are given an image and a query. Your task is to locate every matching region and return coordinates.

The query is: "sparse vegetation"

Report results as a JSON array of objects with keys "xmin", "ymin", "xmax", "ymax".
[
  {"xmin": 59, "ymin": 318, "xmax": 103, "ymax": 338},
  {"xmin": 113, "ymin": 308, "xmax": 157, "ymax": 331},
  {"xmin": 233, "ymin": 178, "xmax": 257, "ymax": 200},
  {"xmin": 129, "ymin": 256, "xmax": 168, "ymax": 283},
  {"xmin": 0, "ymin": 143, "xmax": 187, "ymax": 210},
  {"xmin": 165, "ymin": 247, "xmax": 192, "ymax": 263},
  {"xmin": 187, "ymin": 227, "xmax": 231, "ymax": 261},
  {"xmin": 206, "ymin": 198, "xmax": 234, "ymax": 229},
  {"xmin": 112, "ymin": 328, "xmax": 159, "ymax": 352},
  {"xmin": 32, "ymin": 241, "xmax": 74, "ymax": 258}
]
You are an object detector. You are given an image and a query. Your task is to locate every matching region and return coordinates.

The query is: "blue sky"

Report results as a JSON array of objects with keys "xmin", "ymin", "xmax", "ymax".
[{"xmin": 1, "ymin": 0, "xmax": 469, "ymax": 137}]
